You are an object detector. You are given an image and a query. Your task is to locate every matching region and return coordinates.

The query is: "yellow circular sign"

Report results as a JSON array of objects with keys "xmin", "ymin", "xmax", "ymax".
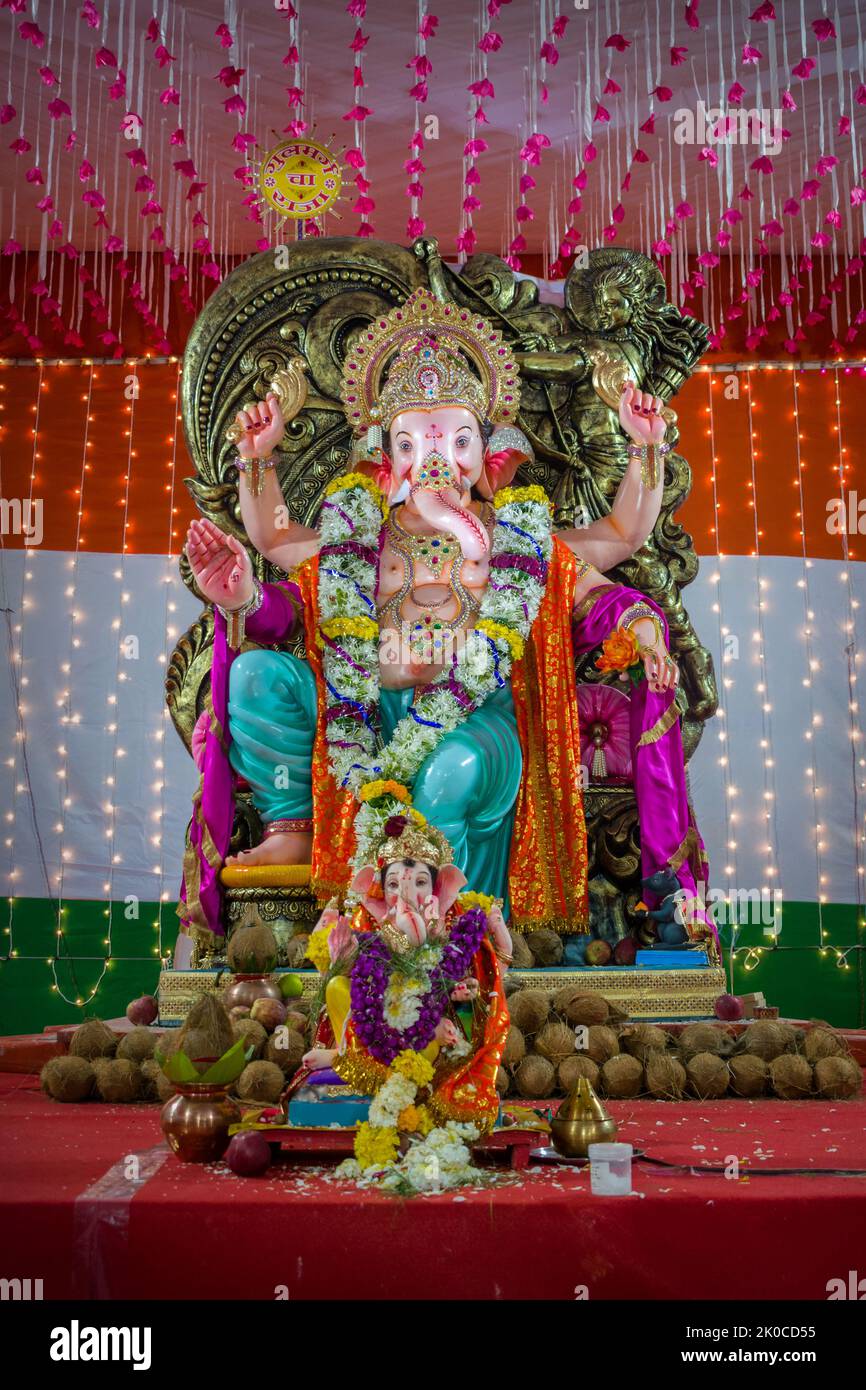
[{"xmin": 258, "ymin": 138, "xmax": 342, "ymax": 221}]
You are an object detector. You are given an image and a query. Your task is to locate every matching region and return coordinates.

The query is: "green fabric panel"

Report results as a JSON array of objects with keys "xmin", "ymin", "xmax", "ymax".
[
  {"xmin": 0, "ymin": 898, "xmax": 862, "ymax": 1035},
  {"xmin": 0, "ymin": 898, "xmax": 178, "ymax": 1035}
]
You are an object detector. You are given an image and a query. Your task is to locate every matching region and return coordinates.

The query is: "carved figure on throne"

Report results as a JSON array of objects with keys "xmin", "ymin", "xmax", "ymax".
[{"xmin": 178, "ymin": 284, "xmax": 717, "ymax": 958}]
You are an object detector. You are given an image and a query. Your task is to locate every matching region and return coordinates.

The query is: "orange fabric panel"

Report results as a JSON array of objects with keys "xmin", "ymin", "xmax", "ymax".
[{"xmin": 0, "ymin": 362, "xmax": 862, "ymax": 559}]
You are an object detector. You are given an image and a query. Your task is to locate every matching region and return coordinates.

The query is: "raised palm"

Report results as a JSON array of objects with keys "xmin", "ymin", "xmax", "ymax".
[{"xmin": 185, "ymin": 517, "xmax": 253, "ymax": 610}]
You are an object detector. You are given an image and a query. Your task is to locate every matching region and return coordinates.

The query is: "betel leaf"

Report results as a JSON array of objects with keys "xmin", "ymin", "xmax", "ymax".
[
  {"xmin": 156, "ymin": 1048, "xmax": 200, "ymax": 1083},
  {"xmin": 196, "ymin": 1039, "xmax": 255, "ymax": 1086}
]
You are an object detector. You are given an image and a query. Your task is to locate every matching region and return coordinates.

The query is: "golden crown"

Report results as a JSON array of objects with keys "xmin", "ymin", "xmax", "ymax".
[
  {"xmin": 341, "ymin": 288, "xmax": 521, "ymax": 438},
  {"xmin": 374, "ymin": 815, "xmax": 454, "ymax": 871}
]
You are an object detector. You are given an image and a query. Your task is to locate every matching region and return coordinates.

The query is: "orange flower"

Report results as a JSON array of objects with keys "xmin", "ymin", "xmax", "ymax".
[{"xmin": 596, "ymin": 625, "xmax": 642, "ymax": 674}]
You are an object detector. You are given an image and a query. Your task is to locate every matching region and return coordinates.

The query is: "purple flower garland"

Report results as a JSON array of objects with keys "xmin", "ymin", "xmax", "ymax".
[{"xmin": 349, "ymin": 907, "xmax": 488, "ymax": 1066}]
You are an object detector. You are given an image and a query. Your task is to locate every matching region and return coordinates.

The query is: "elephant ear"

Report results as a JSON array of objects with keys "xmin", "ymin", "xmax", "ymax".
[
  {"xmin": 350, "ymin": 865, "xmax": 388, "ymax": 922},
  {"xmin": 475, "ymin": 444, "xmax": 526, "ymax": 500},
  {"xmin": 434, "ymin": 864, "xmax": 468, "ymax": 918}
]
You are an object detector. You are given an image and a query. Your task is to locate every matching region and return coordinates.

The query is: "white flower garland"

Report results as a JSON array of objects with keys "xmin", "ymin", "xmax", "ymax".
[{"xmin": 316, "ymin": 474, "xmax": 554, "ymax": 872}]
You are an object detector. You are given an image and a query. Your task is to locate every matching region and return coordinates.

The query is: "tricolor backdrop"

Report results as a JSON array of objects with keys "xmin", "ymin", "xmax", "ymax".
[{"xmin": 0, "ymin": 351, "xmax": 863, "ymax": 1032}]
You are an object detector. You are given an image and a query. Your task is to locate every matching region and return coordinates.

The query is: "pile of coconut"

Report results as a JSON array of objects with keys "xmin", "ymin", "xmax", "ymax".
[
  {"xmin": 497, "ymin": 985, "xmax": 863, "ymax": 1102},
  {"xmin": 39, "ymin": 992, "xmax": 311, "ymax": 1106}
]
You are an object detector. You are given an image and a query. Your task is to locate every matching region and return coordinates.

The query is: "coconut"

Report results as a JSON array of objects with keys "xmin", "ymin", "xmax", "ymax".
[
  {"xmin": 582, "ymin": 1024, "xmax": 620, "ymax": 1065},
  {"xmin": 236, "ymin": 1061, "xmax": 285, "ymax": 1104},
  {"xmin": 737, "ymin": 1019, "xmax": 786, "ymax": 1062},
  {"xmin": 601, "ymin": 1054, "xmax": 644, "ymax": 1099},
  {"xmin": 557, "ymin": 1054, "xmax": 601, "ymax": 1093},
  {"xmin": 620, "ymin": 1023, "xmax": 668, "ymax": 1063},
  {"xmin": 284, "ymin": 1010, "xmax": 309, "ymax": 1035},
  {"xmin": 514, "ymin": 1054, "xmax": 555, "ymax": 1099},
  {"xmin": 285, "ymin": 934, "xmax": 311, "ymax": 968},
  {"xmin": 116, "ymin": 1027, "xmax": 158, "ymax": 1063},
  {"xmin": 686, "ymin": 1053, "xmax": 729, "ymax": 1099},
  {"xmin": 495, "ymin": 1066, "xmax": 510, "ymax": 1096},
  {"xmin": 227, "ymin": 922, "xmax": 278, "ymax": 974},
  {"xmin": 728, "ymin": 1055, "xmax": 768, "ymax": 1098},
  {"xmin": 645, "ymin": 1052, "xmax": 687, "ymax": 1101},
  {"xmin": 534, "ymin": 1021, "xmax": 577, "ymax": 1066},
  {"xmin": 176, "ymin": 1028, "xmax": 220, "ymax": 1072},
  {"xmin": 229, "ymin": 1006, "xmax": 250, "ymax": 1022},
  {"xmin": 525, "ymin": 929, "xmax": 563, "ymax": 966},
  {"xmin": 68, "ymin": 1018, "xmax": 117, "ymax": 1060},
  {"xmin": 233, "ymin": 1018, "xmax": 268, "ymax": 1057},
  {"xmin": 502, "ymin": 1025, "xmax": 526, "ymax": 1068},
  {"xmin": 40, "ymin": 1056, "xmax": 94, "ymax": 1102},
  {"xmin": 510, "ymin": 933, "xmax": 534, "ymax": 968},
  {"xmin": 678, "ymin": 1022, "xmax": 729, "ymax": 1059},
  {"xmin": 553, "ymin": 987, "xmax": 608, "ymax": 1026},
  {"xmin": 507, "ymin": 989, "xmax": 550, "ymax": 1035},
  {"xmin": 178, "ymin": 994, "xmax": 234, "ymax": 1060},
  {"xmin": 156, "ymin": 1028, "xmax": 181, "ymax": 1057},
  {"xmin": 92, "ymin": 1058, "xmax": 142, "ymax": 1103},
  {"xmin": 139, "ymin": 1059, "xmax": 170, "ymax": 1102},
  {"xmin": 265, "ymin": 1029, "xmax": 306, "ymax": 1076},
  {"xmin": 769, "ymin": 1054, "xmax": 812, "ymax": 1100},
  {"xmin": 813, "ymin": 1055, "xmax": 862, "ymax": 1100},
  {"xmin": 776, "ymin": 1021, "xmax": 800, "ymax": 1053},
  {"xmin": 803, "ymin": 1026, "xmax": 847, "ymax": 1063}
]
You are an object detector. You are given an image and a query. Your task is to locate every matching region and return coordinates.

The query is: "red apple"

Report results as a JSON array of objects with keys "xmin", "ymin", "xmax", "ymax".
[
  {"xmin": 125, "ymin": 995, "xmax": 158, "ymax": 1026},
  {"xmin": 249, "ymin": 997, "xmax": 288, "ymax": 1032},
  {"xmin": 225, "ymin": 1131, "xmax": 272, "ymax": 1177}
]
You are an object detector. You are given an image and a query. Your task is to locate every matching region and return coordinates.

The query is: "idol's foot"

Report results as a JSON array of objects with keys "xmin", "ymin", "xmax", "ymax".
[{"xmin": 225, "ymin": 830, "xmax": 312, "ymax": 867}]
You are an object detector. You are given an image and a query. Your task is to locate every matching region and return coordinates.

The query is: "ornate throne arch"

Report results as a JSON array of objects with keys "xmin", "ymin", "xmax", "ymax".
[{"xmin": 167, "ymin": 235, "xmax": 717, "ymax": 936}]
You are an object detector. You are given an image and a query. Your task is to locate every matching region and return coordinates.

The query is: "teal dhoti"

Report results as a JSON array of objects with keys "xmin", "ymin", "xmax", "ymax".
[{"xmin": 227, "ymin": 649, "xmax": 522, "ymax": 906}]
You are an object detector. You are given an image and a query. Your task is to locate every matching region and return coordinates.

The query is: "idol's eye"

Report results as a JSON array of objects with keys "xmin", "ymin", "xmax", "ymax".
[
  {"xmin": 398, "ymin": 440, "xmax": 413, "ymax": 453},
  {"xmin": 456, "ymin": 436, "xmax": 470, "ymax": 448}
]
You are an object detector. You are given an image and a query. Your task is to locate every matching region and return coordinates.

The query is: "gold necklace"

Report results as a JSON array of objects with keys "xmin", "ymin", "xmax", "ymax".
[{"xmin": 386, "ymin": 508, "xmax": 460, "ymax": 576}]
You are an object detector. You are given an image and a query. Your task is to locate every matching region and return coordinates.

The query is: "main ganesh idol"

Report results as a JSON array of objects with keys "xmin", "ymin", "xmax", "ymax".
[{"xmin": 180, "ymin": 287, "xmax": 716, "ymax": 959}]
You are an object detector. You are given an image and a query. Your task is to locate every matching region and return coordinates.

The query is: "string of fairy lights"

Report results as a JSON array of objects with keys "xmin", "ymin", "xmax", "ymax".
[
  {"xmin": 0, "ymin": 354, "xmax": 863, "ymax": 1018},
  {"xmin": 0, "ymin": 358, "xmax": 182, "ymax": 1009},
  {"xmin": 703, "ymin": 372, "xmax": 739, "ymax": 991}
]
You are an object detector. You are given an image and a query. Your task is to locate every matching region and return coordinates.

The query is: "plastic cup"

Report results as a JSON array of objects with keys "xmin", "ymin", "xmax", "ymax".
[{"xmin": 588, "ymin": 1141, "xmax": 633, "ymax": 1195}]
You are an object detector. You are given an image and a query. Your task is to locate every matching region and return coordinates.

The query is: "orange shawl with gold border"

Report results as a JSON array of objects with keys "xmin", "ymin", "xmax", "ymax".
[{"xmin": 295, "ymin": 534, "xmax": 588, "ymax": 932}]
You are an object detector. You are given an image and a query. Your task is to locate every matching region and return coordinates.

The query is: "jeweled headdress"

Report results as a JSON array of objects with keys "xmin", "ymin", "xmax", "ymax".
[
  {"xmin": 374, "ymin": 813, "xmax": 453, "ymax": 872},
  {"xmin": 341, "ymin": 288, "xmax": 521, "ymax": 456}
]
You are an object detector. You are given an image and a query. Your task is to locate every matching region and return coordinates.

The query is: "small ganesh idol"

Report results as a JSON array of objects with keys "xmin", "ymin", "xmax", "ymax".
[{"xmin": 287, "ymin": 814, "xmax": 512, "ymax": 1135}]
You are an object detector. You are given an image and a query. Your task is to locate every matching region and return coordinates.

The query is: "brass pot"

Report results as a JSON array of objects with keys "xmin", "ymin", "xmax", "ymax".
[
  {"xmin": 550, "ymin": 1076, "xmax": 619, "ymax": 1159},
  {"xmin": 223, "ymin": 974, "xmax": 282, "ymax": 1012},
  {"xmin": 161, "ymin": 1083, "xmax": 242, "ymax": 1163}
]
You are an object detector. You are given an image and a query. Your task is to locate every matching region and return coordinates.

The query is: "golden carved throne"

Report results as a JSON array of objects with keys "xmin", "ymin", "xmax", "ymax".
[{"xmin": 167, "ymin": 236, "xmax": 716, "ymax": 954}]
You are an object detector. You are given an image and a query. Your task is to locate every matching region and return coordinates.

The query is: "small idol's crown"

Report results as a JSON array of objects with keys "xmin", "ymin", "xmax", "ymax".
[
  {"xmin": 374, "ymin": 814, "xmax": 454, "ymax": 871},
  {"xmin": 375, "ymin": 332, "xmax": 488, "ymax": 431}
]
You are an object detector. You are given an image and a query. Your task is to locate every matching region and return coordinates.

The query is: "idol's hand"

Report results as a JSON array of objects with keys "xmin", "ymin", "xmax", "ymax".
[
  {"xmin": 434, "ymin": 1017, "xmax": 460, "ymax": 1047},
  {"xmin": 619, "ymin": 383, "xmax": 665, "ymax": 447},
  {"xmin": 640, "ymin": 638, "xmax": 679, "ymax": 694},
  {"xmin": 451, "ymin": 978, "xmax": 480, "ymax": 1002},
  {"xmin": 184, "ymin": 517, "xmax": 254, "ymax": 610},
  {"xmin": 235, "ymin": 391, "xmax": 285, "ymax": 460},
  {"xmin": 487, "ymin": 901, "xmax": 513, "ymax": 963}
]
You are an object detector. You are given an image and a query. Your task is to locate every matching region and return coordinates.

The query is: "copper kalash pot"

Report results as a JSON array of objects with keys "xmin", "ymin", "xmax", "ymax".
[
  {"xmin": 161, "ymin": 1080, "xmax": 242, "ymax": 1163},
  {"xmin": 550, "ymin": 1076, "xmax": 618, "ymax": 1158},
  {"xmin": 222, "ymin": 974, "xmax": 283, "ymax": 1012}
]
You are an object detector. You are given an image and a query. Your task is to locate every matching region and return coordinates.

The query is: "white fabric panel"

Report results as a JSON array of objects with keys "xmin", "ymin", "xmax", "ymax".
[{"xmin": 0, "ymin": 549, "xmax": 863, "ymax": 906}]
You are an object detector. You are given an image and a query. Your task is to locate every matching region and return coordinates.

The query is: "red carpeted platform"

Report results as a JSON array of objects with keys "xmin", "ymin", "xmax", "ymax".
[{"xmin": 2, "ymin": 1072, "xmax": 865, "ymax": 1300}]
